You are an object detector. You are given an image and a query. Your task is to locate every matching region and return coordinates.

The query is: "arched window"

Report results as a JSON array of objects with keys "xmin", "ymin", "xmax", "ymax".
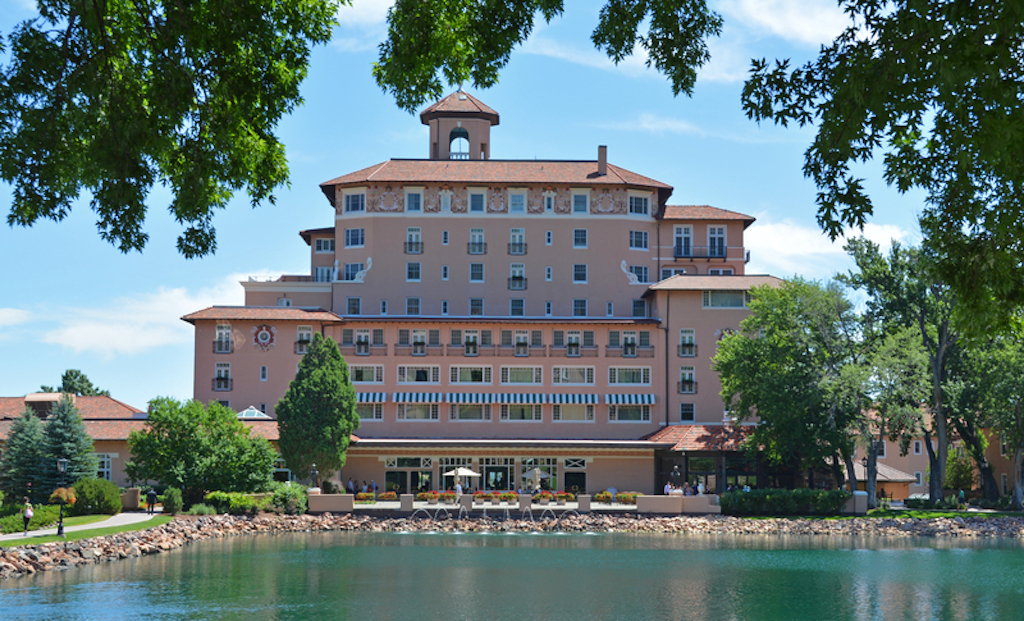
[{"xmin": 449, "ymin": 127, "xmax": 469, "ymax": 160}]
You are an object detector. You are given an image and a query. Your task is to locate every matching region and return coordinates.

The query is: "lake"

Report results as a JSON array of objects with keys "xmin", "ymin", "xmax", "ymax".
[{"xmin": 2, "ymin": 531, "xmax": 1023, "ymax": 620}]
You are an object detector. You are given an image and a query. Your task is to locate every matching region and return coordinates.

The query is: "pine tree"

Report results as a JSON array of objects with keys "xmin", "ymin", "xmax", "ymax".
[
  {"xmin": 41, "ymin": 395, "xmax": 98, "ymax": 493},
  {"xmin": 0, "ymin": 409, "xmax": 46, "ymax": 503},
  {"xmin": 276, "ymin": 333, "xmax": 359, "ymax": 482}
]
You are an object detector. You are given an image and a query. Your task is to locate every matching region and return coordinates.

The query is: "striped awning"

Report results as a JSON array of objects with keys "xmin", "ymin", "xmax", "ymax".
[
  {"xmin": 494, "ymin": 393, "xmax": 547, "ymax": 404},
  {"xmin": 392, "ymin": 392, "xmax": 443, "ymax": 403},
  {"xmin": 549, "ymin": 393, "xmax": 599, "ymax": 405},
  {"xmin": 357, "ymin": 392, "xmax": 388, "ymax": 403},
  {"xmin": 446, "ymin": 393, "xmax": 495, "ymax": 404},
  {"xmin": 605, "ymin": 394, "xmax": 657, "ymax": 405}
]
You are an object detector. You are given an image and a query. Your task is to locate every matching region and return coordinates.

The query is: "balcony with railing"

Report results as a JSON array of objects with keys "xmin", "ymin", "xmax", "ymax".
[
  {"xmin": 678, "ymin": 380, "xmax": 698, "ymax": 394},
  {"xmin": 672, "ymin": 244, "xmax": 737, "ymax": 260},
  {"xmin": 467, "ymin": 242, "xmax": 487, "ymax": 255},
  {"xmin": 549, "ymin": 345, "xmax": 597, "ymax": 358},
  {"xmin": 339, "ymin": 343, "xmax": 387, "ymax": 356},
  {"xmin": 508, "ymin": 277, "xmax": 527, "ymax": 291},
  {"xmin": 294, "ymin": 340, "xmax": 311, "ymax": 355},
  {"xmin": 605, "ymin": 345, "xmax": 655, "ymax": 358},
  {"xmin": 496, "ymin": 344, "xmax": 547, "ymax": 358},
  {"xmin": 445, "ymin": 344, "xmax": 495, "ymax": 356},
  {"xmin": 404, "ymin": 240, "xmax": 423, "ymax": 254},
  {"xmin": 395, "ymin": 343, "xmax": 444, "ymax": 356},
  {"xmin": 212, "ymin": 377, "xmax": 233, "ymax": 392},
  {"xmin": 508, "ymin": 242, "xmax": 527, "ymax": 255},
  {"xmin": 213, "ymin": 340, "xmax": 233, "ymax": 354},
  {"xmin": 678, "ymin": 344, "xmax": 697, "ymax": 357}
]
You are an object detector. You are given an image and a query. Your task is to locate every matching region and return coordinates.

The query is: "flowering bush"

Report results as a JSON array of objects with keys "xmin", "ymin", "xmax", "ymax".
[
  {"xmin": 440, "ymin": 491, "xmax": 458, "ymax": 503},
  {"xmin": 416, "ymin": 491, "xmax": 440, "ymax": 501},
  {"xmin": 593, "ymin": 491, "xmax": 613, "ymax": 503},
  {"xmin": 355, "ymin": 492, "xmax": 376, "ymax": 503},
  {"xmin": 499, "ymin": 492, "xmax": 518, "ymax": 502},
  {"xmin": 536, "ymin": 490, "xmax": 554, "ymax": 501},
  {"xmin": 473, "ymin": 491, "xmax": 493, "ymax": 502},
  {"xmin": 616, "ymin": 492, "xmax": 642, "ymax": 504},
  {"xmin": 378, "ymin": 491, "xmax": 398, "ymax": 501},
  {"xmin": 49, "ymin": 487, "xmax": 76, "ymax": 506},
  {"xmin": 554, "ymin": 491, "xmax": 575, "ymax": 501}
]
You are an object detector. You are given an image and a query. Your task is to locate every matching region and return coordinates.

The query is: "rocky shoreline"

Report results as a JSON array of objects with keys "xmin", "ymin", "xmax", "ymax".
[{"xmin": 4, "ymin": 512, "xmax": 1024, "ymax": 581}]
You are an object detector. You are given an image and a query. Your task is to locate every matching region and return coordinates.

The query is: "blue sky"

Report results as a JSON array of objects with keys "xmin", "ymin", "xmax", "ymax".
[{"xmin": 0, "ymin": 0, "xmax": 925, "ymax": 409}]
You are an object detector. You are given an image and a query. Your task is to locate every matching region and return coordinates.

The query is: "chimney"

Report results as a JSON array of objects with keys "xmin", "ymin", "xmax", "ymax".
[{"xmin": 598, "ymin": 145, "xmax": 607, "ymax": 176}]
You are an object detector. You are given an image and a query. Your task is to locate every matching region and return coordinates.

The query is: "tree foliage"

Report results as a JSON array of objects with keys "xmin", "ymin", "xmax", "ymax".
[
  {"xmin": 275, "ymin": 333, "xmax": 359, "ymax": 481},
  {"xmin": 126, "ymin": 398, "xmax": 276, "ymax": 506},
  {"xmin": 0, "ymin": 409, "xmax": 46, "ymax": 503},
  {"xmin": 969, "ymin": 336, "xmax": 1024, "ymax": 509},
  {"xmin": 0, "ymin": 0, "xmax": 340, "ymax": 257},
  {"xmin": 40, "ymin": 394, "xmax": 99, "ymax": 492},
  {"xmin": 40, "ymin": 369, "xmax": 109, "ymax": 396},
  {"xmin": 741, "ymin": 1, "xmax": 1024, "ymax": 334}
]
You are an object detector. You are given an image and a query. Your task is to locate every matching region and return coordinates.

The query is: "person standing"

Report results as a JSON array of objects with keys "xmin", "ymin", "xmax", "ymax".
[
  {"xmin": 21, "ymin": 498, "xmax": 33, "ymax": 536},
  {"xmin": 146, "ymin": 488, "xmax": 158, "ymax": 514},
  {"xmin": 347, "ymin": 478, "xmax": 355, "ymax": 494},
  {"xmin": 371, "ymin": 480, "xmax": 377, "ymax": 497}
]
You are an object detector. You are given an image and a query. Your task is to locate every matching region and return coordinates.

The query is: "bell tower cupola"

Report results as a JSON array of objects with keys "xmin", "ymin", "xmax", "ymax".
[{"xmin": 420, "ymin": 89, "xmax": 500, "ymax": 161}]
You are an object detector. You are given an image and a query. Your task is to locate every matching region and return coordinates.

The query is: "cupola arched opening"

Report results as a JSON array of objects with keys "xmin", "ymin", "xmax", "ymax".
[{"xmin": 449, "ymin": 127, "xmax": 470, "ymax": 160}]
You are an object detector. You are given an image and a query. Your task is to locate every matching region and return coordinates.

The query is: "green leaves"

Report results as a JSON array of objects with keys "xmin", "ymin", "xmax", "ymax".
[{"xmin": 0, "ymin": 0, "xmax": 340, "ymax": 257}]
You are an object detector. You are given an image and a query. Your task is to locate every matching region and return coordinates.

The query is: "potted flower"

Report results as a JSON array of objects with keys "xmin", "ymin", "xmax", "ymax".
[
  {"xmin": 440, "ymin": 491, "xmax": 458, "ymax": 504},
  {"xmin": 379, "ymin": 491, "xmax": 398, "ymax": 501},
  {"xmin": 616, "ymin": 492, "xmax": 641, "ymax": 505},
  {"xmin": 594, "ymin": 491, "xmax": 613, "ymax": 504},
  {"xmin": 355, "ymin": 492, "xmax": 376, "ymax": 504},
  {"xmin": 536, "ymin": 490, "xmax": 554, "ymax": 505},
  {"xmin": 499, "ymin": 492, "xmax": 518, "ymax": 504},
  {"xmin": 554, "ymin": 491, "xmax": 575, "ymax": 505},
  {"xmin": 416, "ymin": 491, "xmax": 439, "ymax": 504},
  {"xmin": 473, "ymin": 491, "xmax": 493, "ymax": 504}
]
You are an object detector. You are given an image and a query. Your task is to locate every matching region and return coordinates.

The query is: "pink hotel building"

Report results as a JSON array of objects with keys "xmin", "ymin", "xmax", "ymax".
[{"xmin": 184, "ymin": 91, "xmax": 782, "ymax": 496}]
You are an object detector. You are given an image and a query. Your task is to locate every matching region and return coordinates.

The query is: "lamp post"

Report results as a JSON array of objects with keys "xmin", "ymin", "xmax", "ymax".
[
  {"xmin": 310, "ymin": 463, "xmax": 319, "ymax": 489},
  {"xmin": 56, "ymin": 457, "xmax": 68, "ymax": 538}
]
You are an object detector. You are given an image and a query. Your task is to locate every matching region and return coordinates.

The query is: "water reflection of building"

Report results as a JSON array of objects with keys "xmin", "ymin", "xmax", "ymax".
[{"xmin": 183, "ymin": 90, "xmax": 785, "ymax": 495}]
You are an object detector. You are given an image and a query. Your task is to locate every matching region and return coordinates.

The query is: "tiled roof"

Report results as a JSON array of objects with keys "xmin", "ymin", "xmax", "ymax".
[
  {"xmin": 420, "ymin": 91, "xmax": 499, "ymax": 124},
  {"xmin": 846, "ymin": 461, "xmax": 916, "ymax": 483},
  {"xmin": 181, "ymin": 306, "xmax": 344, "ymax": 324},
  {"xmin": 644, "ymin": 424, "xmax": 753, "ymax": 452},
  {"xmin": 647, "ymin": 274, "xmax": 784, "ymax": 292},
  {"xmin": 320, "ymin": 160, "xmax": 672, "ymax": 191},
  {"xmin": 243, "ymin": 420, "xmax": 280, "ymax": 442},
  {"xmin": 661, "ymin": 205, "xmax": 755, "ymax": 227},
  {"xmin": 299, "ymin": 227, "xmax": 335, "ymax": 245},
  {"xmin": 0, "ymin": 396, "xmax": 144, "ymax": 420}
]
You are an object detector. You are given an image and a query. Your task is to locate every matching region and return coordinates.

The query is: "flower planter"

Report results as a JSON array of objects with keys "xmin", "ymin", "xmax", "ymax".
[
  {"xmin": 428, "ymin": 497, "xmax": 438, "ymax": 505},
  {"xmin": 538, "ymin": 499, "xmax": 549, "ymax": 506},
  {"xmin": 557, "ymin": 499, "xmax": 566, "ymax": 506}
]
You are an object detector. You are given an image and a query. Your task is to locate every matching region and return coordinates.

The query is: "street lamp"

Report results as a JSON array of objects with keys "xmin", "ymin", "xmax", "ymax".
[
  {"xmin": 56, "ymin": 457, "xmax": 68, "ymax": 538},
  {"xmin": 310, "ymin": 463, "xmax": 319, "ymax": 489}
]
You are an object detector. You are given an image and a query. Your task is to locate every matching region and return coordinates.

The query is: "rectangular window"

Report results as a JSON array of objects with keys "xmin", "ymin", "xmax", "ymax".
[
  {"xmin": 406, "ymin": 262, "xmax": 421, "ymax": 282},
  {"xmin": 545, "ymin": 195, "xmax": 555, "ymax": 212},
  {"xmin": 876, "ymin": 440, "xmax": 886, "ymax": 458},
  {"xmin": 469, "ymin": 192, "xmax": 486, "ymax": 212},
  {"xmin": 679, "ymin": 366, "xmax": 695, "ymax": 393},
  {"xmin": 702, "ymin": 290, "xmax": 748, "ymax": 308},
  {"xmin": 397, "ymin": 366, "xmax": 440, "ymax": 383},
  {"xmin": 450, "ymin": 366, "xmax": 492, "ymax": 384},
  {"xmin": 357, "ymin": 404, "xmax": 383, "ymax": 420},
  {"xmin": 95, "ymin": 453, "xmax": 113, "ymax": 481},
  {"xmin": 606, "ymin": 302, "xmax": 614, "ymax": 317},
  {"xmin": 680, "ymin": 403, "xmax": 695, "ymax": 422},
  {"xmin": 553, "ymin": 404, "xmax": 594, "ymax": 422},
  {"xmin": 610, "ymin": 405, "xmax": 650, "ymax": 421},
  {"xmin": 545, "ymin": 266, "xmax": 552, "ymax": 281},
  {"xmin": 501, "ymin": 367, "xmax": 542, "ymax": 384},
  {"xmin": 442, "ymin": 230, "xmax": 449, "ymax": 245},
  {"xmin": 314, "ymin": 266, "xmax": 332, "ymax": 282},
  {"xmin": 545, "ymin": 230, "xmax": 552, "ymax": 245},
  {"xmin": 405, "ymin": 191, "xmax": 422, "ymax": 212},
  {"xmin": 629, "ymin": 231, "xmax": 648, "ymax": 249},
  {"xmin": 573, "ymin": 229, "xmax": 588, "ymax": 248},
  {"xmin": 709, "ymin": 226, "xmax": 726, "ymax": 257},
  {"xmin": 450, "ymin": 404, "xmax": 491, "ymax": 421},
  {"xmin": 709, "ymin": 268, "xmax": 734, "ymax": 275},
  {"xmin": 344, "ymin": 193, "xmax": 365, "ymax": 213},
  {"xmin": 469, "ymin": 228, "xmax": 486, "ymax": 254},
  {"xmin": 573, "ymin": 299, "xmax": 587, "ymax": 317},
  {"xmin": 629, "ymin": 265, "xmax": 649, "ymax": 283},
  {"xmin": 297, "ymin": 326, "xmax": 312, "ymax": 343},
  {"xmin": 674, "ymin": 225, "xmax": 692, "ymax": 257},
  {"xmin": 510, "ymin": 299, "xmax": 525, "ymax": 316},
  {"xmin": 344, "ymin": 263, "xmax": 364, "ymax": 281},
  {"xmin": 315, "ymin": 238, "xmax": 335, "ymax": 252},
  {"xmin": 509, "ymin": 192, "xmax": 526, "ymax": 213},
  {"xmin": 632, "ymin": 299, "xmax": 647, "ymax": 317},
  {"xmin": 470, "ymin": 263, "xmax": 485, "ymax": 282},
  {"xmin": 406, "ymin": 297, "xmax": 421, "ymax": 315},
  {"xmin": 380, "ymin": 300, "xmax": 388, "ymax": 315},
  {"xmin": 442, "ymin": 265, "xmax": 449, "ymax": 280},
  {"xmin": 545, "ymin": 301, "xmax": 552, "ymax": 316},
  {"xmin": 501, "ymin": 404, "xmax": 542, "ymax": 421},
  {"xmin": 405, "ymin": 226, "xmax": 422, "ymax": 253},
  {"xmin": 609, "ymin": 367, "xmax": 651, "ymax": 385},
  {"xmin": 552, "ymin": 367, "xmax": 594, "ymax": 385},
  {"xmin": 572, "ymin": 193, "xmax": 588, "ymax": 214},
  {"xmin": 440, "ymin": 194, "xmax": 452, "ymax": 212},
  {"xmin": 351, "ymin": 366, "xmax": 384, "ymax": 383},
  {"xmin": 679, "ymin": 329, "xmax": 696, "ymax": 357},
  {"xmin": 661, "ymin": 267, "xmax": 687, "ymax": 280},
  {"xmin": 277, "ymin": 297, "xmax": 292, "ymax": 307},
  {"xmin": 260, "ymin": 365, "xmax": 268, "ymax": 381},
  {"xmin": 573, "ymin": 264, "xmax": 588, "ymax": 283},
  {"xmin": 914, "ymin": 471, "xmax": 923, "ymax": 486},
  {"xmin": 347, "ymin": 297, "xmax": 361, "ymax": 315},
  {"xmin": 441, "ymin": 300, "xmax": 449, "ymax": 315},
  {"xmin": 629, "ymin": 195, "xmax": 649, "ymax": 215},
  {"xmin": 913, "ymin": 440, "xmax": 922, "ymax": 455},
  {"xmin": 470, "ymin": 298, "xmax": 484, "ymax": 316},
  {"xmin": 398, "ymin": 403, "xmax": 440, "ymax": 420},
  {"xmin": 345, "ymin": 228, "xmax": 364, "ymax": 247}
]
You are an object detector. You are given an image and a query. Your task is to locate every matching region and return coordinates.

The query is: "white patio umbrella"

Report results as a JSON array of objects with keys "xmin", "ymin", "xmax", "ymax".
[{"xmin": 444, "ymin": 467, "xmax": 481, "ymax": 489}]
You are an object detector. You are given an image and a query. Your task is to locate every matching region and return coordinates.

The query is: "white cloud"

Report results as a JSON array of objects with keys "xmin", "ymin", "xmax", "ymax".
[
  {"xmin": 332, "ymin": 0, "xmax": 393, "ymax": 52},
  {"xmin": 745, "ymin": 218, "xmax": 914, "ymax": 280},
  {"xmin": 521, "ymin": 37, "xmax": 654, "ymax": 79},
  {"xmin": 597, "ymin": 112, "xmax": 791, "ymax": 144},
  {"xmin": 336, "ymin": 0, "xmax": 392, "ymax": 26},
  {"xmin": 40, "ymin": 274, "xmax": 252, "ymax": 357},
  {"xmin": 0, "ymin": 308, "xmax": 32, "ymax": 327},
  {"xmin": 718, "ymin": 0, "xmax": 848, "ymax": 47}
]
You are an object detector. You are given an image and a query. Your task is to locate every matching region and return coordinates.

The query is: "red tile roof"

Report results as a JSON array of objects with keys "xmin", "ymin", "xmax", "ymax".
[
  {"xmin": 299, "ymin": 227, "xmax": 335, "ymax": 245},
  {"xmin": 181, "ymin": 306, "xmax": 344, "ymax": 324},
  {"xmin": 0, "ymin": 396, "xmax": 145, "ymax": 420},
  {"xmin": 420, "ymin": 90, "xmax": 499, "ymax": 125},
  {"xmin": 661, "ymin": 205, "xmax": 755, "ymax": 227},
  {"xmin": 647, "ymin": 274, "xmax": 784, "ymax": 292},
  {"xmin": 644, "ymin": 424, "xmax": 754, "ymax": 452},
  {"xmin": 320, "ymin": 159, "xmax": 672, "ymax": 191}
]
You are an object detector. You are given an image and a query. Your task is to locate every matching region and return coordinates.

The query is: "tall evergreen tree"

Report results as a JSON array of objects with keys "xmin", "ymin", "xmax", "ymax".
[
  {"xmin": 41, "ymin": 395, "xmax": 99, "ymax": 492},
  {"xmin": 40, "ymin": 369, "xmax": 110, "ymax": 396},
  {"xmin": 0, "ymin": 409, "xmax": 46, "ymax": 503},
  {"xmin": 276, "ymin": 333, "xmax": 359, "ymax": 482}
]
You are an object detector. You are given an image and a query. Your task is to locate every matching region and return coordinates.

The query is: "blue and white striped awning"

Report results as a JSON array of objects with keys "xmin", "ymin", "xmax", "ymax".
[
  {"xmin": 357, "ymin": 392, "xmax": 388, "ymax": 403},
  {"xmin": 605, "ymin": 394, "xmax": 657, "ymax": 405},
  {"xmin": 494, "ymin": 393, "xmax": 547, "ymax": 404},
  {"xmin": 393, "ymin": 392, "xmax": 443, "ymax": 403},
  {"xmin": 549, "ymin": 393, "xmax": 599, "ymax": 405},
  {"xmin": 446, "ymin": 393, "xmax": 495, "ymax": 404}
]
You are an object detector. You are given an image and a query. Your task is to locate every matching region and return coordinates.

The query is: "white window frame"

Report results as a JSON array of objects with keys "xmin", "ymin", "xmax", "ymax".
[
  {"xmin": 343, "ymin": 191, "xmax": 366, "ymax": 213},
  {"xmin": 406, "ymin": 262, "xmax": 421, "ymax": 282},
  {"xmin": 500, "ymin": 366, "xmax": 543, "ymax": 385},
  {"xmin": 260, "ymin": 366, "xmax": 268, "ymax": 382},
  {"xmin": 345, "ymin": 228, "xmax": 364, "ymax": 248},
  {"xmin": 552, "ymin": 366, "xmax": 594, "ymax": 385},
  {"xmin": 95, "ymin": 453, "xmax": 114, "ymax": 480},
  {"xmin": 508, "ymin": 189, "xmax": 527, "ymax": 213},
  {"xmin": 315, "ymin": 238, "xmax": 335, "ymax": 253},
  {"xmin": 405, "ymin": 188, "xmax": 423, "ymax": 212},
  {"xmin": 571, "ymin": 190, "xmax": 589, "ymax": 214},
  {"xmin": 546, "ymin": 230, "xmax": 553, "ymax": 245},
  {"xmin": 450, "ymin": 403, "xmax": 491, "ymax": 421},
  {"xmin": 573, "ymin": 299, "xmax": 587, "ymax": 317},
  {"xmin": 702, "ymin": 290, "xmax": 749, "ymax": 309},
  {"xmin": 629, "ymin": 230, "xmax": 649, "ymax": 250},
  {"xmin": 470, "ymin": 263, "xmax": 485, "ymax": 282},
  {"xmin": 500, "ymin": 404, "xmax": 542, "ymax": 422},
  {"xmin": 553, "ymin": 404, "xmax": 594, "ymax": 422},
  {"xmin": 708, "ymin": 226, "xmax": 727, "ymax": 257},
  {"xmin": 351, "ymin": 365, "xmax": 384, "ymax": 383},
  {"xmin": 468, "ymin": 188, "xmax": 487, "ymax": 213},
  {"xmin": 442, "ymin": 265, "xmax": 449, "ymax": 280},
  {"xmin": 609, "ymin": 404, "xmax": 651, "ymax": 422},
  {"xmin": 680, "ymin": 403, "xmax": 695, "ymax": 422},
  {"xmin": 449, "ymin": 366, "xmax": 492, "ymax": 384},
  {"xmin": 510, "ymin": 298, "xmax": 525, "ymax": 317},
  {"xmin": 573, "ymin": 228, "xmax": 588, "ymax": 249},
  {"xmin": 397, "ymin": 366, "xmax": 441, "ymax": 384},
  {"xmin": 406, "ymin": 297, "xmax": 421, "ymax": 315},
  {"xmin": 608, "ymin": 367, "xmax": 651, "ymax": 385},
  {"xmin": 314, "ymin": 266, "xmax": 332, "ymax": 282},
  {"xmin": 343, "ymin": 263, "xmax": 363, "ymax": 281},
  {"xmin": 397, "ymin": 403, "xmax": 440, "ymax": 421},
  {"xmin": 573, "ymin": 264, "xmax": 588, "ymax": 284},
  {"xmin": 357, "ymin": 404, "xmax": 383, "ymax": 421}
]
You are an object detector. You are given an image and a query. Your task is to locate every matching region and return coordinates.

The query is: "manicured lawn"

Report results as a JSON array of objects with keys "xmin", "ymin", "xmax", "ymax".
[
  {"xmin": 0, "ymin": 515, "xmax": 173, "ymax": 548},
  {"xmin": 866, "ymin": 508, "xmax": 1022, "ymax": 519}
]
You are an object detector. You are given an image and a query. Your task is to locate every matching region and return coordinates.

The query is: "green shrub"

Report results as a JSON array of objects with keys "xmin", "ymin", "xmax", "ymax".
[
  {"xmin": 616, "ymin": 492, "xmax": 641, "ymax": 504},
  {"xmin": 162, "ymin": 487, "xmax": 183, "ymax": 515},
  {"xmin": 378, "ymin": 491, "xmax": 398, "ymax": 501},
  {"xmin": 71, "ymin": 478, "xmax": 123, "ymax": 516},
  {"xmin": 355, "ymin": 492, "xmax": 376, "ymax": 503},
  {"xmin": 594, "ymin": 491, "xmax": 613, "ymax": 503},
  {"xmin": 270, "ymin": 482, "xmax": 307, "ymax": 515},
  {"xmin": 0, "ymin": 504, "xmax": 61, "ymax": 534},
  {"xmin": 186, "ymin": 503, "xmax": 217, "ymax": 515},
  {"xmin": 721, "ymin": 488, "xmax": 851, "ymax": 516},
  {"xmin": 204, "ymin": 491, "xmax": 266, "ymax": 515},
  {"xmin": 321, "ymin": 480, "xmax": 337, "ymax": 494}
]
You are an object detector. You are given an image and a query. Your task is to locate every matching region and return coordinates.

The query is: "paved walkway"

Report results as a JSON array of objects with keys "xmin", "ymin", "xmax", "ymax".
[{"xmin": 0, "ymin": 511, "xmax": 161, "ymax": 543}]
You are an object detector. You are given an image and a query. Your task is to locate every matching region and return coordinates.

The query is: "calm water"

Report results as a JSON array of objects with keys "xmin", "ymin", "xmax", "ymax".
[{"xmin": 3, "ymin": 531, "xmax": 1024, "ymax": 620}]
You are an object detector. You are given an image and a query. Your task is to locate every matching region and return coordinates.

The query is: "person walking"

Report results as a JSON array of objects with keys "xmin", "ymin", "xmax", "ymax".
[
  {"xmin": 147, "ymin": 488, "xmax": 158, "ymax": 514},
  {"xmin": 21, "ymin": 498, "xmax": 33, "ymax": 536}
]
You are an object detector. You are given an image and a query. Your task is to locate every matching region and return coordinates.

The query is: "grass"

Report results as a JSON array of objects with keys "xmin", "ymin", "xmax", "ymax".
[
  {"xmin": 866, "ymin": 508, "xmax": 1021, "ymax": 519},
  {"xmin": 0, "ymin": 515, "xmax": 173, "ymax": 548}
]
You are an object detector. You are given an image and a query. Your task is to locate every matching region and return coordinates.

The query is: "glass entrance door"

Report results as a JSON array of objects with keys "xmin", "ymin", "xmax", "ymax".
[
  {"xmin": 483, "ymin": 466, "xmax": 512, "ymax": 491},
  {"xmin": 385, "ymin": 471, "xmax": 407, "ymax": 495}
]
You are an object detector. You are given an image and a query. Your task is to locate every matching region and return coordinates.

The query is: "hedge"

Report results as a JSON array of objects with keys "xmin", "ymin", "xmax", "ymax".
[{"xmin": 720, "ymin": 488, "xmax": 851, "ymax": 516}]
